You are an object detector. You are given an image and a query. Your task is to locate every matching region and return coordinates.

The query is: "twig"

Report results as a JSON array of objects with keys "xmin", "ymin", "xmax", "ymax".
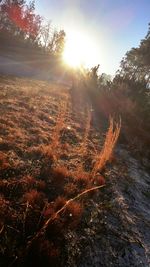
[
  {"xmin": 0, "ymin": 224, "xmax": 4, "ymax": 234},
  {"xmin": 27, "ymin": 184, "xmax": 105, "ymax": 249},
  {"xmin": 23, "ymin": 201, "xmax": 29, "ymax": 237},
  {"xmin": 36, "ymin": 203, "xmax": 48, "ymax": 230}
]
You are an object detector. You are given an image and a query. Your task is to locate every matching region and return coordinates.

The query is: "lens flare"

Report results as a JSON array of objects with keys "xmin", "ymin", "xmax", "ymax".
[{"xmin": 63, "ymin": 30, "xmax": 99, "ymax": 68}]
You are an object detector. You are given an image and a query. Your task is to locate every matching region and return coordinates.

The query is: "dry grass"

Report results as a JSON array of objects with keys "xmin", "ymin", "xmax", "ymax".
[
  {"xmin": 51, "ymin": 95, "xmax": 68, "ymax": 152},
  {"xmin": 0, "ymin": 76, "xmax": 121, "ymax": 267},
  {"xmin": 0, "ymin": 152, "xmax": 10, "ymax": 170},
  {"xmin": 91, "ymin": 117, "xmax": 121, "ymax": 178},
  {"xmin": 78, "ymin": 105, "xmax": 91, "ymax": 156}
]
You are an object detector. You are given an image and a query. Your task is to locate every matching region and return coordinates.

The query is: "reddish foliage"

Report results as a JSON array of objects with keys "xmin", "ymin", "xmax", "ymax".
[
  {"xmin": 54, "ymin": 196, "xmax": 67, "ymax": 211},
  {"xmin": 4, "ymin": 3, "xmax": 41, "ymax": 37},
  {"xmin": 0, "ymin": 176, "xmax": 46, "ymax": 199},
  {"xmin": 43, "ymin": 204, "xmax": 55, "ymax": 220},
  {"xmin": 53, "ymin": 166, "xmax": 68, "ymax": 180},
  {"xmin": 23, "ymin": 190, "xmax": 45, "ymax": 207},
  {"xmin": 93, "ymin": 175, "xmax": 105, "ymax": 186},
  {"xmin": 62, "ymin": 201, "xmax": 83, "ymax": 229}
]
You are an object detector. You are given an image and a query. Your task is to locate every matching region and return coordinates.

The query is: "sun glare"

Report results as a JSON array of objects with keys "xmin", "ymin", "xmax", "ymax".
[{"xmin": 63, "ymin": 30, "xmax": 99, "ymax": 68}]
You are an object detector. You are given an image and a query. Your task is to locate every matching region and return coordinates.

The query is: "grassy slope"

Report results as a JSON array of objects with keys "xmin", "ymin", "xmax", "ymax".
[
  {"xmin": 0, "ymin": 76, "xmax": 149, "ymax": 267},
  {"xmin": 0, "ymin": 75, "xmax": 105, "ymax": 266}
]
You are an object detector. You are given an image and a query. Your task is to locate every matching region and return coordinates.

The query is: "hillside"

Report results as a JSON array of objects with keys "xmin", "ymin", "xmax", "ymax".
[{"xmin": 0, "ymin": 76, "xmax": 149, "ymax": 267}]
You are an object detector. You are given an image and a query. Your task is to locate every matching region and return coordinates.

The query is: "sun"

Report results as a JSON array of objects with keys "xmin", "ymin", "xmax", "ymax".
[{"xmin": 63, "ymin": 30, "xmax": 99, "ymax": 68}]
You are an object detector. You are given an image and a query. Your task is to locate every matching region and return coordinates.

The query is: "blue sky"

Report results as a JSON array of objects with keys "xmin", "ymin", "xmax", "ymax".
[{"xmin": 34, "ymin": 0, "xmax": 150, "ymax": 75}]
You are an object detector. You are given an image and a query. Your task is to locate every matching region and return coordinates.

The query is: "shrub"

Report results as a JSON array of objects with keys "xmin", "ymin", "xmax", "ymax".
[
  {"xmin": 23, "ymin": 190, "xmax": 45, "ymax": 208},
  {"xmin": 54, "ymin": 196, "xmax": 67, "ymax": 211},
  {"xmin": 62, "ymin": 201, "xmax": 83, "ymax": 229},
  {"xmin": 43, "ymin": 204, "xmax": 55, "ymax": 220}
]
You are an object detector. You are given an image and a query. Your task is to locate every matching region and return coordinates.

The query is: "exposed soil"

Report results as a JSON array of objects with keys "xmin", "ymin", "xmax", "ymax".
[{"xmin": 77, "ymin": 147, "xmax": 150, "ymax": 267}]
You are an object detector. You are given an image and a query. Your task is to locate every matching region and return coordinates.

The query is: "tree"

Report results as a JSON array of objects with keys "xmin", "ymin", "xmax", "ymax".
[
  {"xmin": 22, "ymin": 1, "xmax": 42, "ymax": 43},
  {"xmin": 47, "ymin": 30, "xmax": 66, "ymax": 56},
  {"xmin": 119, "ymin": 23, "xmax": 150, "ymax": 84},
  {"xmin": 0, "ymin": 0, "xmax": 42, "ymax": 47},
  {"xmin": 40, "ymin": 20, "xmax": 52, "ymax": 50}
]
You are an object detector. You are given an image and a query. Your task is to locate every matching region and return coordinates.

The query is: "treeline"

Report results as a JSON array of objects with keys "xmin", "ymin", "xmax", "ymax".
[
  {"xmin": 0, "ymin": 0, "xmax": 150, "ymax": 156},
  {"xmin": 0, "ymin": 0, "xmax": 66, "ymax": 76},
  {"xmin": 79, "ymin": 24, "xmax": 150, "ymax": 158}
]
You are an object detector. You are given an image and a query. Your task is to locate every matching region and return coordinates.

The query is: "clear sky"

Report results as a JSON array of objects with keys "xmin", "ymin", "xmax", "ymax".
[{"xmin": 34, "ymin": 0, "xmax": 150, "ymax": 75}]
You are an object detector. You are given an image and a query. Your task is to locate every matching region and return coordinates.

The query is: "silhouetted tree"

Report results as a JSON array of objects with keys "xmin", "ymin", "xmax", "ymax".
[
  {"xmin": 40, "ymin": 20, "xmax": 52, "ymax": 50},
  {"xmin": 47, "ymin": 30, "xmax": 66, "ymax": 56},
  {"xmin": 119, "ymin": 23, "xmax": 150, "ymax": 84}
]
